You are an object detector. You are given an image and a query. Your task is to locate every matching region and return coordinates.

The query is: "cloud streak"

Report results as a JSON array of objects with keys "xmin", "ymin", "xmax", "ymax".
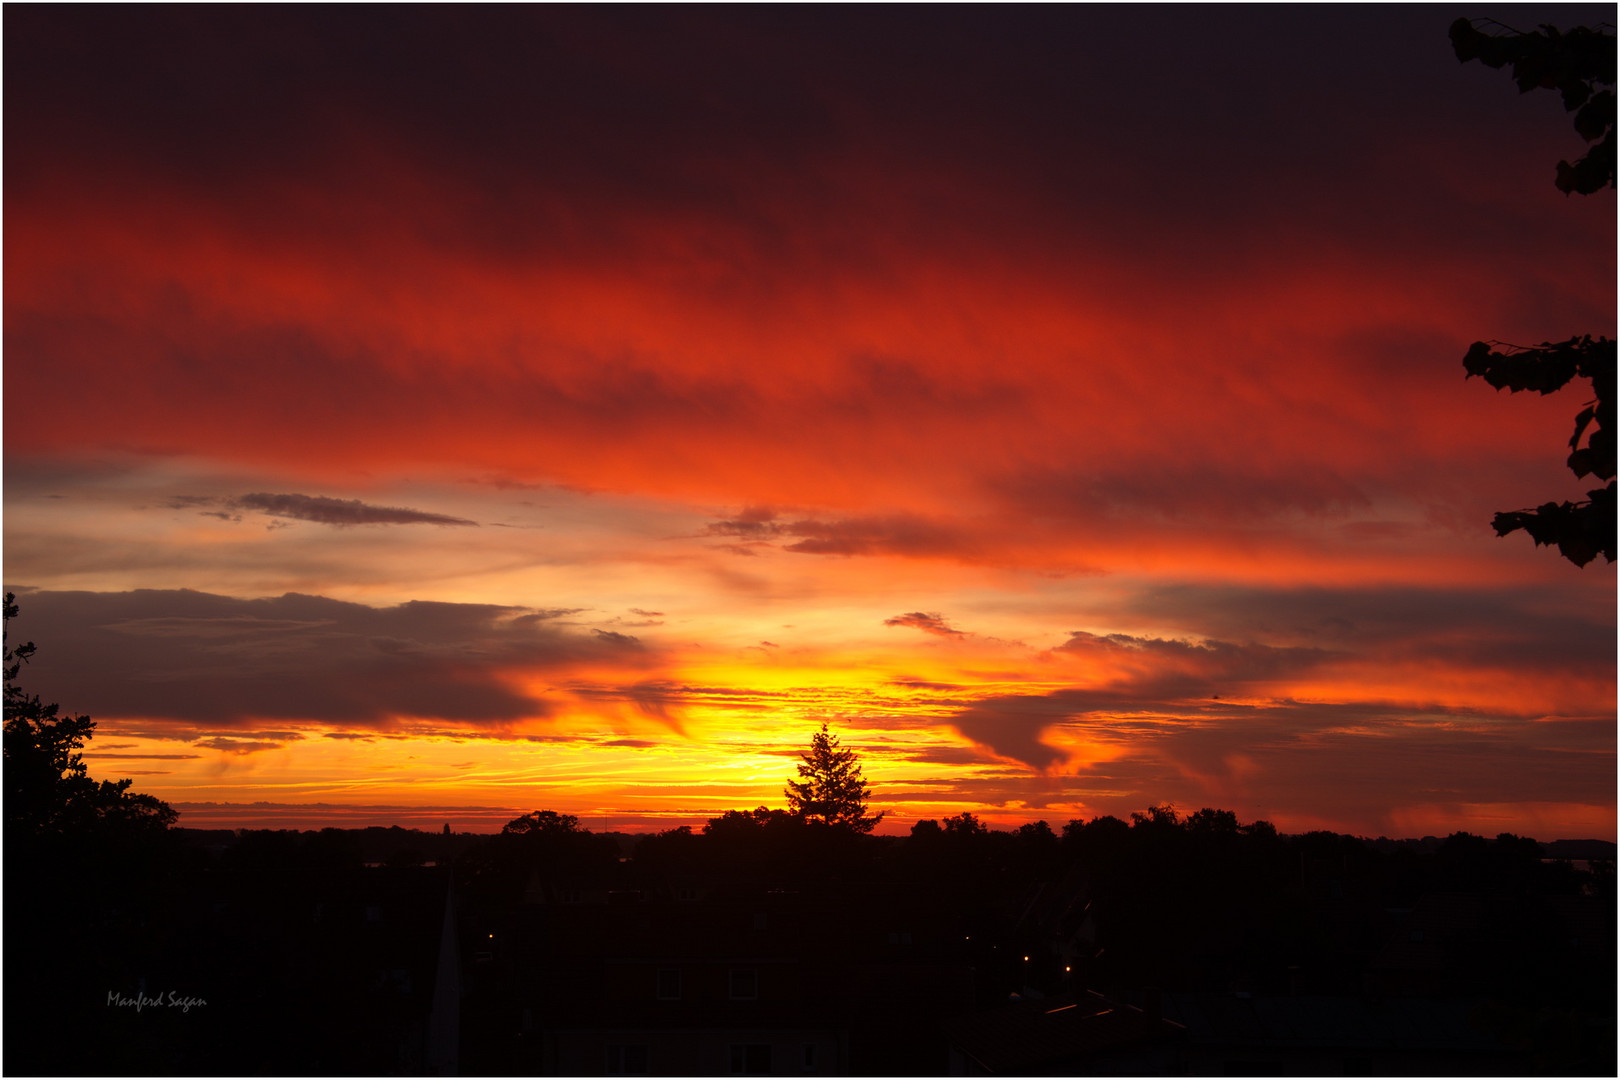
[
  {"xmin": 171, "ymin": 493, "xmax": 477, "ymax": 527},
  {"xmin": 884, "ymin": 612, "xmax": 966, "ymax": 637}
]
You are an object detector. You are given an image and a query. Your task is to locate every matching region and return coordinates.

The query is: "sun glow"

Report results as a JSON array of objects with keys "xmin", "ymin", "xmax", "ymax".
[{"xmin": 8, "ymin": 5, "xmax": 1613, "ymax": 843}]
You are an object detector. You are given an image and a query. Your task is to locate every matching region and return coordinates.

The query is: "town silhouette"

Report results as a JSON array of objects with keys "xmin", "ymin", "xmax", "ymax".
[{"xmin": 7, "ymin": 799, "xmax": 1615, "ymax": 1075}]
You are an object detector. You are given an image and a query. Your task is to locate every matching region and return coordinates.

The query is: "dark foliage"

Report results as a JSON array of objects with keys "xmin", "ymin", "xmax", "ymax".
[
  {"xmin": 4, "ymin": 593, "xmax": 193, "ymax": 1076},
  {"xmin": 1464, "ymin": 336, "xmax": 1617, "ymax": 565},
  {"xmin": 1451, "ymin": 19, "xmax": 1617, "ymax": 567},
  {"xmin": 500, "ymin": 808, "xmax": 583, "ymax": 836},
  {"xmin": 3, "ymin": 592, "xmax": 176, "ymax": 842},
  {"xmin": 1450, "ymin": 17, "xmax": 1616, "ymax": 194}
]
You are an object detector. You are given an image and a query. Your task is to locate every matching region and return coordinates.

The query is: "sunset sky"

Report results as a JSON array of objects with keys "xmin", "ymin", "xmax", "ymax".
[{"xmin": 5, "ymin": 5, "xmax": 1615, "ymax": 839}]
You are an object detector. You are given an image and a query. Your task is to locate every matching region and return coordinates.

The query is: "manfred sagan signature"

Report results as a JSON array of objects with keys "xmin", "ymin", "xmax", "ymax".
[{"xmin": 107, "ymin": 991, "xmax": 206, "ymax": 1014}]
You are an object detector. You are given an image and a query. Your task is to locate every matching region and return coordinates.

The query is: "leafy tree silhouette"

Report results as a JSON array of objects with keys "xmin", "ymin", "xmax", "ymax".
[
  {"xmin": 704, "ymin": 805, "xmax": 801, "ymax": 836},
  {"xmin": 1451, "ymin": 18, "xmax": 1617, "ymax": 566},
  {"xmin": 1450, "ymin": 18, "xmax": 1614, "ymax": 193},
  {"xmin": 1184, "ymin": 805, "xmax": 1241, "ymax": 838},
  {"xmin": 501, "ymin": 808, "xmax": 583, "ymax": 836},
  {"xmin": 3, "ymin": 592, "xmax": 175, "ymax": 840},
  {"xmin": 784, "ymin": 722, "xmax": 885, "ymax": 832}
]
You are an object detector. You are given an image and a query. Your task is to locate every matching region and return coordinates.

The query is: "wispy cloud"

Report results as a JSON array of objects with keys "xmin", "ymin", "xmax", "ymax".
[
  {"xmin": 884, "ymin": 612, "xmax": 966, "ymax": 637},
  {"xmin": 170, "ymin": 492, "xmax": 477, "ymax": 527},
  {"xmin": 193, "ymin": 737, "xmax": 289, "ymax": 755},
  {"xmin": 706, "ymin": 508, "xmax": 971, "ymax": 559}
]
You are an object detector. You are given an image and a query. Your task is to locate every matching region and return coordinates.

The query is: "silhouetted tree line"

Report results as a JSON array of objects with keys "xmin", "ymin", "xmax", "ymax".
[
  {"xmin": 7, "ymin": 785, "xmax": 1611, "ymax": 1075},
  {"xmin": 438, "ymin": 799, "xmax": 1612, "ymax": 986}
]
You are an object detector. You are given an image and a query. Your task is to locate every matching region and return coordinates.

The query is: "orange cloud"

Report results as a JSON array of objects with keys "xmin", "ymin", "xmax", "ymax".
[{"xmin": 6, "ymin": 6, "xmax": 1613, "ymax": 841}]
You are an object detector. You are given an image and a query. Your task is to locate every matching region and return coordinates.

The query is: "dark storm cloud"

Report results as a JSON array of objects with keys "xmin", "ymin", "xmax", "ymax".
[
  {"xmin": 0, "ymin": 11, "xmax": 1498, "ymax": 188},
  {"xmin": 6, "ymin": 7, "xmax": 842, "ymax": 252},
  {"xmin": 884, "ymin": 612, "xmax": 967, "ymax": 637},
  {"xmin": 938, "ymin": 684, "xmax": 1616, "ymax": 828},
  {"xmin": 168, "ymin": 493, "xmax": 477, "ymax": 527},
  {"xmin": 949, "ymin": 633, "xmax": 1340, "ymax": 768},
  {"xmin": 5, "ymin": 589, "xmax": 665, "ymax": 730},
  {"xmin": 1039, "ymin": 704, "xmax": 1617, "ymax": 826},
  {"xmin": 12, "ymin": 3, "xmax": 1607, "ymax": 267},
  {"xmin": 1091, "ymin": 582, "xmax": 1615, "ymax": 675},
  {"xmin": 951, "ymin": 695, "xmax": 1086, "ymax": 771}
]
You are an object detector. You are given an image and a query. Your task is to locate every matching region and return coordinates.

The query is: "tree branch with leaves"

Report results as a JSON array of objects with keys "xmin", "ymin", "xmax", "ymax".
[
  {"xmin": 1450, "ymin": 17, "xmax": 1615, "ymax": 193},
  {"xmin": 1452, "ymin": 18, "xmax": 1617, "ymax": 567},
  {"xmin": 1464, "ymin": 336, "xmax": 1616, "ymax": 565},
  {"xmin": 4, "ymin": 593, "xmax": 176, "ymax": 841}
]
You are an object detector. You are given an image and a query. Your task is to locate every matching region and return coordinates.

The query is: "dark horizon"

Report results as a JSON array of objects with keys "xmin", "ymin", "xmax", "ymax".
[
  {"xmin": 10, "ymin": 803, "xmax": 1615, "ymax": 1075},
  {"xmin": 164, "ymin": 811, "xmax": 1620, "ymax": 850}
]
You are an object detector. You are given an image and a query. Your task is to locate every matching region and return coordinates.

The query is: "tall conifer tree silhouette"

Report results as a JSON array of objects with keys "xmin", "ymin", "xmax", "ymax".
[{"xmin": 784, "ymin": 723, "xmax": 884, "ymax": 833}]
